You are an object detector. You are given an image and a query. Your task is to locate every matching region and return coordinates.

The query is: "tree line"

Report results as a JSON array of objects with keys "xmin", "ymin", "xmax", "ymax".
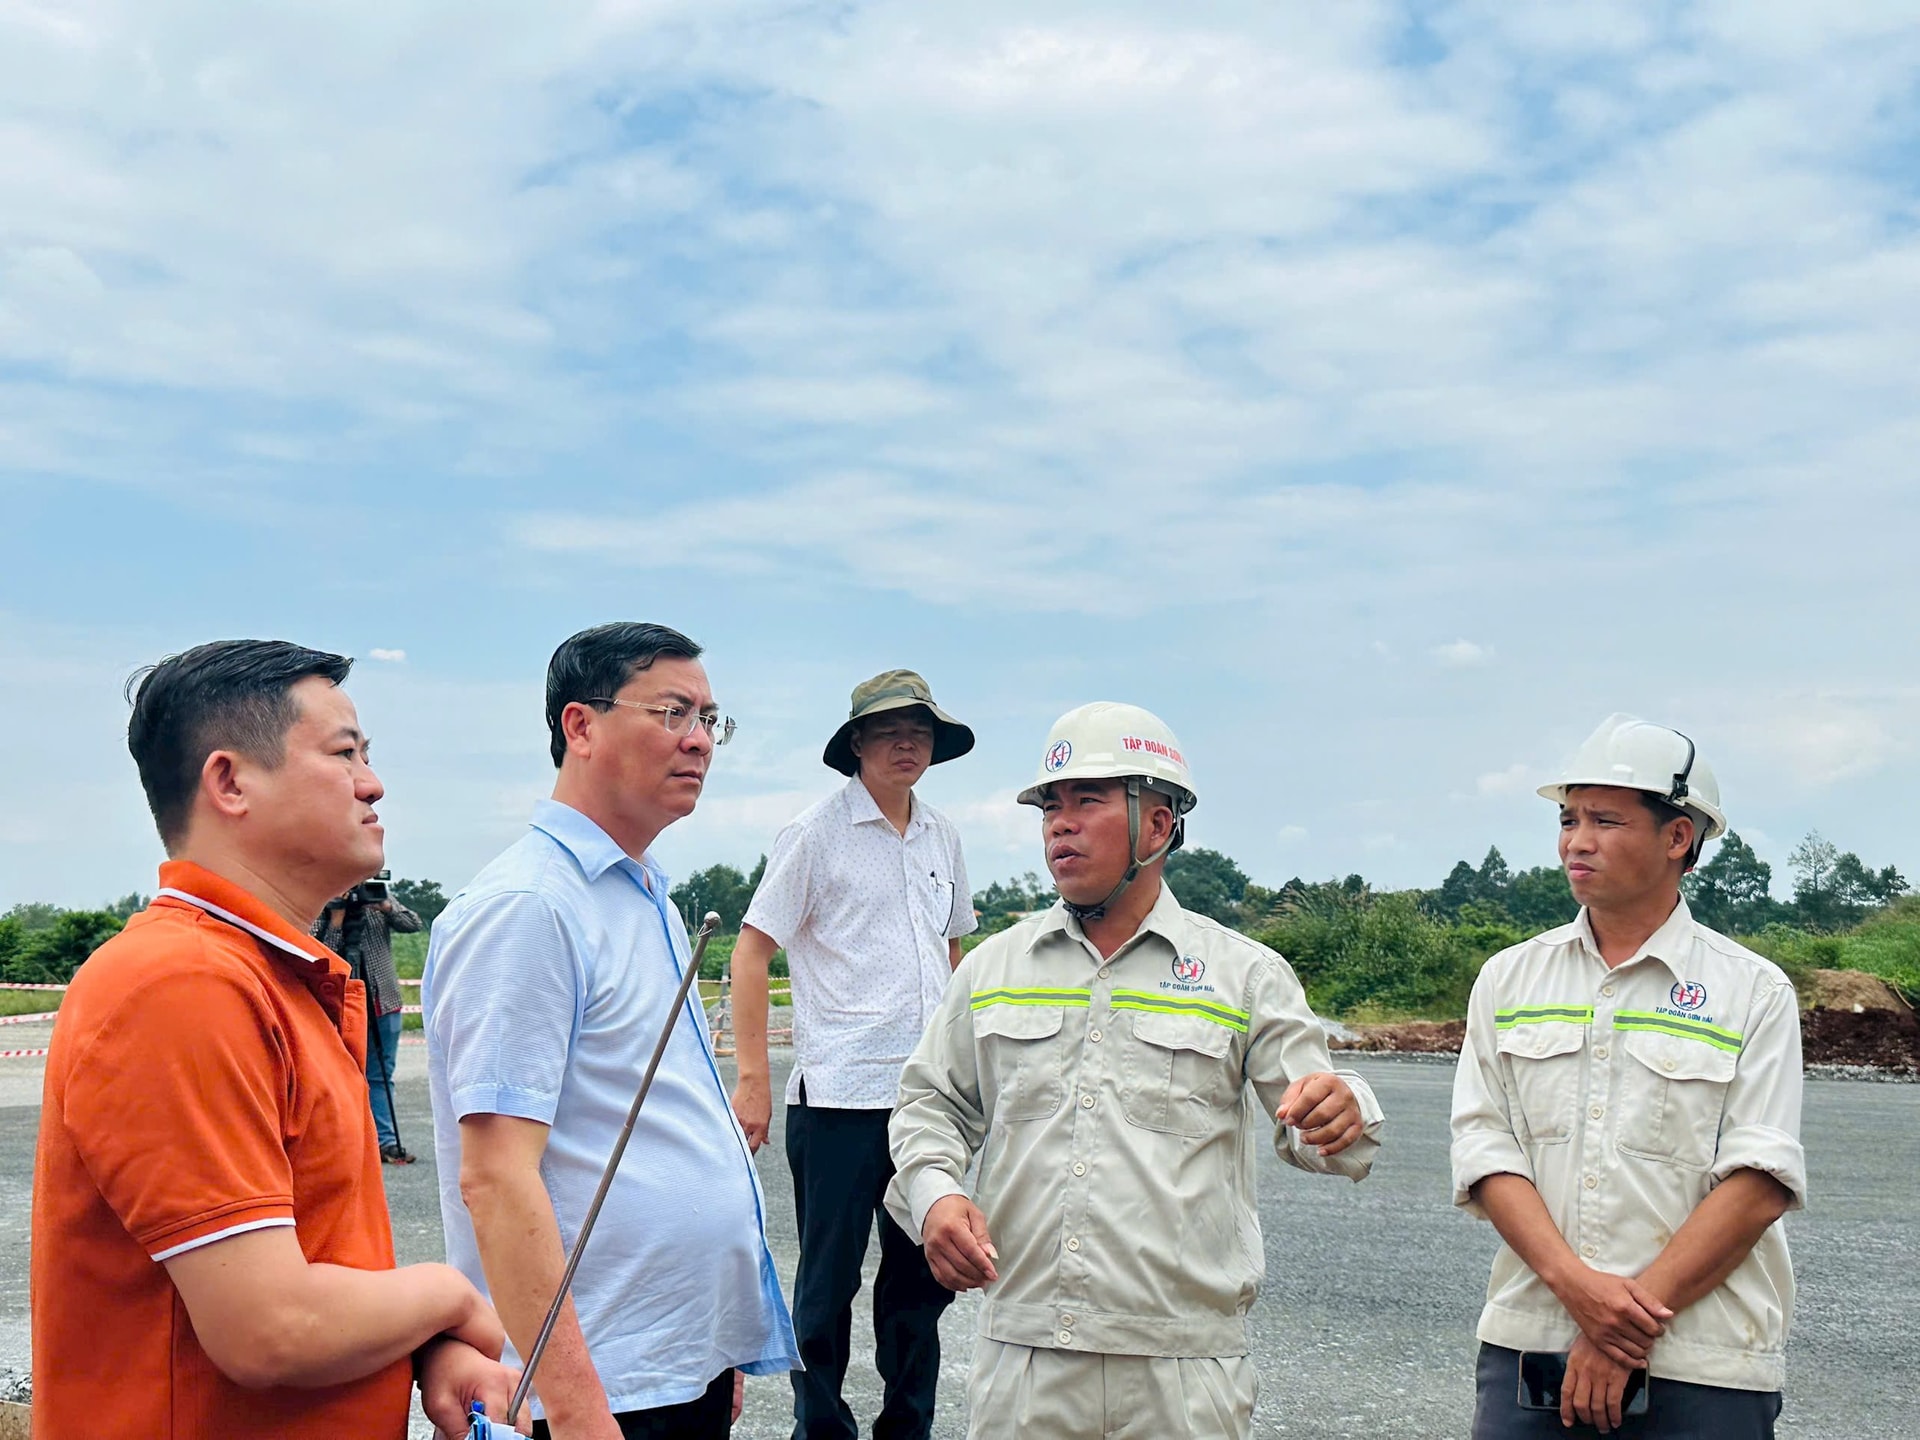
[{"xmin": 7, "ymin": 828, "xmax": 1909, "ymax": 1002}]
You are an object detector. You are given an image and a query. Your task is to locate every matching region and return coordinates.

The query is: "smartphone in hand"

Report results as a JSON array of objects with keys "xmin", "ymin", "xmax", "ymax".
[{"xmin": 1517, "ymin": 1350, "xmax": 1650, "ymax": 1417}]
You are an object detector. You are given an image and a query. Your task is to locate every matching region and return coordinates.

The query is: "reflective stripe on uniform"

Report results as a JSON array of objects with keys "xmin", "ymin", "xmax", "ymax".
[
  {"xmin": 1493, "ymin": 1005, "xmax": 1595, "ymax": 1029},
  {"xmin": 1613, "ymin": 1010, "xmax": 1743, "ymax": 1052},
  {"xmin": 1110, "ymin": 988, "xmax": 1251, "ymax": 1033},
  {"xmin": 970, "ymin": 987, "xmax": 1093, "ymax": 1010}
]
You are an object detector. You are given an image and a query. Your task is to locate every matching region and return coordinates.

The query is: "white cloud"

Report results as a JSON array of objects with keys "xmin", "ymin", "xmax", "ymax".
[
  {"xmin": 1432, "ymin": 640, "xmax": 1495, "ymax": 669},
  {"xmin": 6, "ymin": 2, "xmax": 1920, "ymax": 901},
  {"xmin": 368, "ymin": 648, "xmax": 407, "ymax": 663},
  {"xmin": 1476, "ymin": 763, "xmax": 1532, "ymax": 796}
]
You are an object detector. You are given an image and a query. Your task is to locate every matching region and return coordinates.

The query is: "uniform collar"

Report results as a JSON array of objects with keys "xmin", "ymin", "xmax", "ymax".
[
  {"xmin": 843, "ymin": 775, "xmax": 922, "ymax": 835},
  {"xmin": 1035, "ymin": 880, "xmax": 1188, "ymax": 957},
  {"xmin": 1571, "ymin": 895, "xmax": 1697, "ymax": 978},
  {"xmin": 531, "ymin": 798, "xmax": 664, "ymax": 889},
  {"xmin": 153, "ymin": 860, "xmax": 342, "ymax": 972}
]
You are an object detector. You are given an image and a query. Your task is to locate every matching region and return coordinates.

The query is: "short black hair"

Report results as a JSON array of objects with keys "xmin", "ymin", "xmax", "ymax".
[
  {"xmin": 127, "ymin": 640, "xmax": 354, "ymax": 851},
  {"xmin": 545, "ymin": 622, "xmax": 703, "ymax": 767},
  {"xmin": 1638, "ymin": 791, "xmax": 1689, "ymax": 830}
]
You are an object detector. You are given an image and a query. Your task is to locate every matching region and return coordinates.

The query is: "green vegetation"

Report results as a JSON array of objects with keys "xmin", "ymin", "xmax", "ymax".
[
  {"xmin": 0, "ymin": 907, "xmax": 125, "ymax": 986},
  {"xmin": 9, "ymin": 830, "xmax": 1913, "ymax": 1026}
]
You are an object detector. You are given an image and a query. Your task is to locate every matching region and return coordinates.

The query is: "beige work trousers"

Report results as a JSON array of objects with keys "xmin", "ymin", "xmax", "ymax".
[{"xmin": 966, "ymin": 1338, "xmax": 1257, "ymax": 1440}]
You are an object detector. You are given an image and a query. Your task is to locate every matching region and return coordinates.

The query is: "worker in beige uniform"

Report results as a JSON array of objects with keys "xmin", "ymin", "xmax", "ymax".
[
  {"xmin": 1451, "ymin": 715, "xmax": 1804, "ymax": 1437},
  {"xmin": 887, "ymin": 703, "xmax": 1383, "ymax": 1440}
]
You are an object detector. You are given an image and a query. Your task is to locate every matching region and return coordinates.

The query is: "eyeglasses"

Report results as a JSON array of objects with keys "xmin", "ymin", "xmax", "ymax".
[{"xmin": 590, "ymin": 699, "xmax": 737, "ymax": 746}]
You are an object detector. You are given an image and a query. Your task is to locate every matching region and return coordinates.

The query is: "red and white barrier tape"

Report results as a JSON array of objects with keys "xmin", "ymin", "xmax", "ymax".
[
  {"xmin": 0, "ymin": 1011, "xmax": 58, "ymax": 1026},
  {"xmin": 0, "ymin": 1047, "xmax": 49, "ymax": 1059},
  {"xmin": 0, "ymin": 982, "xmax": 69, "ymax": 991}
]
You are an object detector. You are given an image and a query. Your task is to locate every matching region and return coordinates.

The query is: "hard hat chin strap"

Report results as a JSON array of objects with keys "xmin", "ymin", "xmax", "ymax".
[
  {"xmin": 1664, "ymin": 730, "xmax": 1707, "ymax": 868},
  {"xmin": 1061, "ymin": 778, "xmax": 1181, "ymax": 923}
]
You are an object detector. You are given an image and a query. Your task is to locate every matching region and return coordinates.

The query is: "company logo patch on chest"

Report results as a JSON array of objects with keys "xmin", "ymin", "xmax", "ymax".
[
  {"xmin": 1172, "ymin": 954, "xmax": 1206, "ymax": 984},
  {"xmin": 1670, "ymin": 980, "xmax": 1708, "ymax": 1011}
]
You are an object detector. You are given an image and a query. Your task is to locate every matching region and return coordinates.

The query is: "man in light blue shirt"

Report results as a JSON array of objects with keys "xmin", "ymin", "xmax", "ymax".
[{"xmin": 425, "ymin": 622, "xmax": 797, "ymax": 1439}]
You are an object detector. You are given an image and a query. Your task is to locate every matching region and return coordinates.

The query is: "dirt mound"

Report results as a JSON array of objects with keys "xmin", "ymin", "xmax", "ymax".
[
  {"xmin": 1799, "ymin": 1006, "xmax": 1920, "ymax": 1074},
  {"xmin": 1807, "ymin": 968, "xmax": 1912, "ymax": 1015},
  {"xmin": 1331, "ymin": 1019, "xmax": 1464, "ymax": 1054},
  {"xmin": 1330, "ymin": 997, "xmax": 1919, "ymax": 1074}
]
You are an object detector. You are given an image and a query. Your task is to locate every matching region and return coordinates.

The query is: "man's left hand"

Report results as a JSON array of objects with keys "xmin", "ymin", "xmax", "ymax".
[
  {"xmin": 732, "ymin": 1369, "xmax": 745, "ymax": 1424},
  {"xmin": 417, "ymin": 1336, "xmax": 531, "ymax": 1437},
  {"xmin": 1562, "ymin": 1334, "xmax": 1636, "ymax": 1434},
  {"xmin": 1276, "ymin": 1072, "xmax": 1365, "ymax": 1156}
]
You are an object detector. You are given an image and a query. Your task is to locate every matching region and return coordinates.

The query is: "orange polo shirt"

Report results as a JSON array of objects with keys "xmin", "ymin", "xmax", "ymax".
[{"xmin": 31, "ymin": 861, "xmax": 412, "ymax": 1439}]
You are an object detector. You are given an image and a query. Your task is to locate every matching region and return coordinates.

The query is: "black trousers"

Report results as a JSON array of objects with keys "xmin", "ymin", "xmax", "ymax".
[
  {"xmin": 1473, "ymin": 1344, "xmax": 1783, "ymax": 1439},
  {"xmin": 786, "ymin": 1089, "xmax": 953, "ymax": 1440},
  {"xmin": 532, "ymin": 1369, "xmax": 732, "ymax": 1439}
]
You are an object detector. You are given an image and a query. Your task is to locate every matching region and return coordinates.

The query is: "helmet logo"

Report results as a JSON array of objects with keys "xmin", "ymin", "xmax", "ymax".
[
  {"xmin": 1670, "ymin": 981, "xmax": 1707, "ymax": 1011},
  {"xmin": 1045, "ymin": 739, "xmax": 1073, "ymax": 772},
  {"xmin": 1172, "ymin": 954, "xmax": 1205, "ymax": 984}
]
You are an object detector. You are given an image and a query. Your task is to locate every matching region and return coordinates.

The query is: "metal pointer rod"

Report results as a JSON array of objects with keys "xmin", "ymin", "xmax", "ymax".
[{"xmin": 476, "ymin": 910, "xmax": 723, "ymax": 1436}]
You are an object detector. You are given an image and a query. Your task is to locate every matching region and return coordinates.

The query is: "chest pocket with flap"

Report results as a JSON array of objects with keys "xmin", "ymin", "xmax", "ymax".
[
  {"xmin": 973, "ymin": 1003, "xmax": 1069, "ymax": 1122},
  {"xmin": 1122, "ymin": 1011, "xmax": 1239, "ymax": 1139},
  {"xmin": 1615, "ymin": 1029, "xmax": 1738, "ymax": 1170},
  {"xmin": 1496, "ymin": 1020, "xmax": 1588, "ymax": 1144}
]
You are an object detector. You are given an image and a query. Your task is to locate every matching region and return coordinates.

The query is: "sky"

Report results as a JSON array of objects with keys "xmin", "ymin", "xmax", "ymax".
[{"xmin": 4, "ymin": 1, "xmax": 1919, "ymax": 911}]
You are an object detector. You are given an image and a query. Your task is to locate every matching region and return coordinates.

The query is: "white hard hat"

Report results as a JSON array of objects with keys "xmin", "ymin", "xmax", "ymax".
[
  {"xmin": 1017, "ymin": 702, "xmax": 1195, "ymax": 921},
  {"xmin": 1016, "ymin": 702, "xmax": 1197, "ymax": 813},
  {"xmin": 1539, "ymin": 713, "xmax": 1728, "ymax": 849}
]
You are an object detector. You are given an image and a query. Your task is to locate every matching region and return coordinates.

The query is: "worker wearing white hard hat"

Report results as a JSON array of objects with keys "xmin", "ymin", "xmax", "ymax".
[
  {"xmin": 1451, "ymin": 715, "xmax": 1804, "ymax": 1438},
  {"xmin": 887, "ymin": 702, "xmax": 1384, "ymax": 1440}
]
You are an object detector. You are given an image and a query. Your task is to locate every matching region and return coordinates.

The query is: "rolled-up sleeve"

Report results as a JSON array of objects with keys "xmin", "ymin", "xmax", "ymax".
[
  {"xmin": 886, "ymin": 961, "xmax": 987, "ymax": 1241},
  {"xmin": 1712, "ymin": 978, "xmax": 1807, "ymax": 1209},
  {"xmin": 1450, "ymin": 966, "xmax": 1532, "ymax": 1217},
  {"xmin": 1245, "ymin": 952, "xmax": 1382, "ymax": 1182}
]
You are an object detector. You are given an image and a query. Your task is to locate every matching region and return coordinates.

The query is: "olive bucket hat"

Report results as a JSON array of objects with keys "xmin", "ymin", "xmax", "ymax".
[{"xmin": 822, "ymin": 669, "xmax": 975, "ymax": 776}]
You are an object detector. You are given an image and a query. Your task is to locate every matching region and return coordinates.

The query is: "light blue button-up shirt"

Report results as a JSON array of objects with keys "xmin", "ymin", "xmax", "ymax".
[{"xmin": 424, "ymin": 799, "xmax": 798, "ymax": 1417}]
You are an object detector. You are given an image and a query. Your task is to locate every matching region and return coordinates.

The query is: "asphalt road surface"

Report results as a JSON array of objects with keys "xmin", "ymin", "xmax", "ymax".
[{"xmin": 3, "ymin": 1049, "xmax": 1914, "ymax": 1438}]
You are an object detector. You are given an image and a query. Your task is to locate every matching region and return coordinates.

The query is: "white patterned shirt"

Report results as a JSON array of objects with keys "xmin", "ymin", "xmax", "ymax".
[
  {"xmin": 1450, "ymin": 899, "xmax": 1805, "ymax": 1392},
  {"xmin": 744, "ymin": 777, "xmax": 976, "ymax": 1108}
]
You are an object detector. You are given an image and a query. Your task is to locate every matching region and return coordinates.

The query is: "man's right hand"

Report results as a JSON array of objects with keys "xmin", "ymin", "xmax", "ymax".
[
  {"xmin": 922, "ymin": 1195, "xmax": 997, "ymax": 1292},
  {"xmin": 730, "ymin": 1073, "xmax": 771, "ymax": 1153},
  {"xmin": 1555, "ymin": 1265, "xmax": 1673, "ymax": 1365}
]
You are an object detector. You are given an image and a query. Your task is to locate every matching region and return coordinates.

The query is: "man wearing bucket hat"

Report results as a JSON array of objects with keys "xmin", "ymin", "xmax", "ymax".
[
  {"xmin": 886, "ymin": 702, "xmax": 1382, "ymax": 1439},
  {"xmin": 1451, "ymin": 715, "xmax": 1803, "ymax": 1437},
  {"xmin": 732, "ymin": 669, "xmax": 977, "ymax": 1440}
]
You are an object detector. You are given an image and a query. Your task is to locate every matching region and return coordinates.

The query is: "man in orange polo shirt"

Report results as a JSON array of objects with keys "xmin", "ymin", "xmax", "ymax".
[{"xmin": 31, "ymin": 639, "xmax": 526, "ymax": 1440}]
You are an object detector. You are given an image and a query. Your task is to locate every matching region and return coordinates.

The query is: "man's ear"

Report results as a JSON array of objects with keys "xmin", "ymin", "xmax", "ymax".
[
  {"xmin": 1145, "ymin": 797, "xmax": 1177, "ymax": 850},
  {"xmin": 560, "ymin": 700, "xmax": 598, "ymax": 759},
  {"xmin": 1666, "ymin": 815, "xmax": 1696, "ymax": 865},
  {"xmin": 200, "ymin": 750, "xmax": 250, "ymax": 823}
]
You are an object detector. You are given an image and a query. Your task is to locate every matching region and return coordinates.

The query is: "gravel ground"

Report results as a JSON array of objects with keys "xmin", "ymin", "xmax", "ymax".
[{"xmin": 3, "ymin": 1048, "xmax": 1915, "ymax": 1437}]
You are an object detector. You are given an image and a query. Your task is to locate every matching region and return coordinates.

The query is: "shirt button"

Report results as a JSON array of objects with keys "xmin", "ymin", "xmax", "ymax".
[
  {"xmin": 1594, "ymin": 1045, "xmax": 1609, "ymax": 1060},
  {"xmin": 1060, "ymin": 1313, "xmax": 1076, "ymax": 1327},
  {"xmin": 1581, "ymin": 1243, "xmax": 1598, "ymax": 1259},
  {"xmin": 1589, "ymin": 1105, "xmax": 1604, "ymax": 1119},
  {"xmin": 1662, "ymin": 1058, "xmax": 1677, "ymax": 1072},
  {"xmin": 1098, "ymin": 966, "xmax": 1111, "ymax": 978},
  {"xmin": 1089, "ymin": 1029, "xmax": 1103, "ymax": 1043},
  {"xmin": 1071, "ymin": 1162, "xmax": 1087, "ymax": 1177},
  {"xmin": 1601, "ymin": 985, "xmax": 1616, "ymax": 998},
  {"xmin": 1584, "ymin": 1174, "xmax": 1599, "ymax": 1190},
  {"xmin": 1080, "ymin": 1094, "xmax": 1096, "ymax": 1109},
  {"xmin": 1066, "ymin": 1237, "xmax": 1082, "ymax": 1252},
  {"xmin": 1058, "ymin": 1330, "xmax": 1073, "ymax": 1345}
]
